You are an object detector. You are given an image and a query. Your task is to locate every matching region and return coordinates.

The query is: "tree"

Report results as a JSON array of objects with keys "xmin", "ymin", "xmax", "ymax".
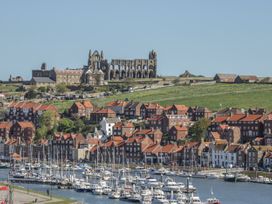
[
  {"xmin": 37, "ymin": 86, "xmax": 46, "ymax": 92},
  {"xmin": 58, "ymin": 118, "xmax": 75, "ymax": 133},
  {"xmin": 74, "ymin": 118, "xmax": 85, "ymax": 132},
  {"xmin": 39, "ymin": 110, "xmax": 58, "ymax": 139},
  {"xmin": 56, "ymin": 83, "xmax": 68, "ymax": 93},
  {"xmin": 35, "ymin": 125, "xmax": 47, "ymax": 142},
  {"xmin": 188, "ymin": 118, "xmax": 210, "ymax": 142},
  {"xmin": 16, "ymin": 85, "xmax": 26, "ymax": 92},
  {"xmin": 24, "ymin": 88, "xmax": 38, "ymax": 99}
]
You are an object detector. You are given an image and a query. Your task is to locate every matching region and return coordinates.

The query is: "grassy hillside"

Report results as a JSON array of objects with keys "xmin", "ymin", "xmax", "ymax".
[
  {"xmin": 92, "ymin": 83, "xmax": 272, "ymax": 111},
  {"xmin": 48, "ymin": 84, "xmax": 272, "ymax": 112}
]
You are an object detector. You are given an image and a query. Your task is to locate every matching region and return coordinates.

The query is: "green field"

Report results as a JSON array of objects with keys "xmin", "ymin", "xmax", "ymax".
[
  {"xmin": 48, "ymin": 84, "xmax": 272, "ymax": 112},
  {"xmin": 93, "ymin": 83, "xmax": 272, "ymax": 111}
]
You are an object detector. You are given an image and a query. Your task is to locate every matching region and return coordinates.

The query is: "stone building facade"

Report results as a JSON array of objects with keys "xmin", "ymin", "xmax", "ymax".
[
  {"xmin": 31, "ymin": 49, "xmax": 157, "ymax": 86},
  {"xmin": 86, "ymin": 49, "xmax": 157, "ymax": 80}
]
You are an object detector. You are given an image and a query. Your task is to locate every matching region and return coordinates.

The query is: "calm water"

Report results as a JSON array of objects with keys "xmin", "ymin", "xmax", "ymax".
[{"xmin": 1, "ymin": 169, "xmax": 271, "ymax": 204}]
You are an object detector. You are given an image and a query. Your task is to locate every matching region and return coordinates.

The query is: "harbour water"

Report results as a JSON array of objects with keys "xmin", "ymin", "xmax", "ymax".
[{"xmin": 1, "ymin": 169, "xmax": 271, "ymax": 204}]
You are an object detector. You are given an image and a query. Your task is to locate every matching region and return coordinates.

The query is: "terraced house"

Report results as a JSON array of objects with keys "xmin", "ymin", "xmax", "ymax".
[{"xmin": 6, "ymin": 101, "xmax": 58, "ymax": 127}]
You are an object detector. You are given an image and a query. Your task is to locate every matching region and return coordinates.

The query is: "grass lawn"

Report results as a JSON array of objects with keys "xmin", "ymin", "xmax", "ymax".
[
  {"xmin": 0, "ymin": 84, "xmax": 18, "ymax": 93},
  {"xmin": 45, "ymin": 83, "xmax": 272, "ymax": 112},
  {"xmin": 92, "ymin": 83, "xmax": 272, "ymax": 111}
]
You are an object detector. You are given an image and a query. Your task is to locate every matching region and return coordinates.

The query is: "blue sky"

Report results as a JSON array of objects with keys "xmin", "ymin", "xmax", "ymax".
[{"xmin": 0, "ymin": 0, "xmax": 272, "ymax": 80}]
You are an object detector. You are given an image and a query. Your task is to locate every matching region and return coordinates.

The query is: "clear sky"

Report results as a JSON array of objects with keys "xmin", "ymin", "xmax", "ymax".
[{"xmin": 1, "ymin": 0, "xmax": 272, "ymax": 80}]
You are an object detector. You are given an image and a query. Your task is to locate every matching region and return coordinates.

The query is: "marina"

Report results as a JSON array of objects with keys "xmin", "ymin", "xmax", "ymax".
[{"xmin": 1, "ymin": 163, "xmax": 272, "ymax": 204}]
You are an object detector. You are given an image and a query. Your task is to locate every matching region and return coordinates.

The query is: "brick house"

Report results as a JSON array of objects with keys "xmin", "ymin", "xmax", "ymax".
[
  {"xmin": 213, "ymin": 73, "xmax": 237, "ymax": 83},
  {"xmin": 146, "ymin": 114, "xmax": 166, "ymax": 132},
  {"xmin": 168, "ymin": 126, "xmax": 188, "ymax": 142},
  {"xmin": 112, "ymin": 122, "xmax": 135, "ymax": 137},
  {"xmin": 69, "ymin": 100, "xmax": 94, "ymax": 119},
  {"xmin": 106, "ymin": 100, "xmax": 128, "ymax": 115},
  {"xmin": 6, "ymin": 101, "xmax": 58, "ymax": 127},
  {"xmin": 264, "ymin": 135, "xmax": 272, "ymax": 146},
  {"xmin": 215, "ymin": 107, "xmax": 243, "ymax": 117},
  {"xmin": 134, "ymin": 129, "xmax": 163, "ymax": 144},
  {"xmin": 124, "ymin": 101, "xmax": 142, "ymax": 119},
  {"xmin": 91, "ymin": 108, "xmax": 116, "ymax": 123},
  {"xmin": 217, "ymin": 125, "xmax": 241, "ymax": 144},
  {"xmin": 0, "ymin": 122, "xmax": 12, "ymax": 142},
  {"xmin": 163, "ymin": 113, "xmax": 190, "ymax": 133},
  {"xmin": 264, "ymin": 113, "xmax": 272, "ymax": 133},
  {"xmin": 50, "ymin": 133, "xmax": 86, "ymax": 161},
  {"xmin": 187, "ymin": 106, "xmax": 212, "ymax": 121},
  {"xmin": 234, "ymin": 75, "xmax": 258, "ymax": 83},
  {"xmin": 246, "ymin": 145, "xmax": 259, "ymax": 169},
  {"xmin": 9, "ymin": 122, "xmax": 35, "ymax": 144},
  {"xmin": 124, "ymin": 137, "xmax": 144, "ymax": 163},
  {"xmin": 165, "ymin": 104, "xmax": 188, "ymax": 116},
  {"xmin": 239, "ymin": 115, "xmax": 264, "ymax": 143},
  {"xmin": 211, "ymin": 113, "xmax": 264, "ymax": 143},
  {"xmin": 209, "ymin": 116, "xmax": 229, "ymax": 131},
  {"xmin": 140, "ymin": 103, "xmax": 164, "ymax": 119}
]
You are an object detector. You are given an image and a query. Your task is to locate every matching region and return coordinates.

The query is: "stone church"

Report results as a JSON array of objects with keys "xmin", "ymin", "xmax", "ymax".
[
  {"xmin": 86, "ymin": 49, "xmax": 157, "ymax": 80},
  {"xmin": 31, "ymin": 50, "xmax": 157, "ymax": 86}
]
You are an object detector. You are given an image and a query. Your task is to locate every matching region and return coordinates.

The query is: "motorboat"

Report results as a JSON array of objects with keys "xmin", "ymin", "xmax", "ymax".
[
  {"xmin": 163, "ymin": 178, "xmax": 183, "ymax": 192},
  {"xmin": 93, "ymin": 185, "xmax": 103, "ymax": 195}
]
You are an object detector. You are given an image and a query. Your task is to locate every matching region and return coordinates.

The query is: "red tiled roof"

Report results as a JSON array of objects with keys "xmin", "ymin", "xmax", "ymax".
[
  {"xmin": 106, "ymin": 100, "xmax": 128, "ymax": 107},
  {"xmin": 228, "ymin": 114, "xmax": 246, "ymax": 122},
  {"xmin": 164, "ymin": 106, "xmax": 172, "ymax": 111},
  {"xmin": 144, "ymin": 103, "xmax": 164, "ymax": 110},
  {"xmin": 82, "ymin": 101, "xmax": 93, "ymax": 108},
  {"xmin": 143, "ymin": 143, "xmax": 161, "ymax": 154},
  {"xmin": 17, "ymin": 122, "xmax": 35, "ymax": 129},
  {"xmin": 8, "ymin": 101, "xmax": 57, "ymax": 112},
  {"xmin": 174, "ymin": 105, "xmax": 188, "ymax": 112},
  {"xmin": 213, "ymin": 116, "xmax": 229, "ymax": 123},
  {"xmin": 87, "ymin": 138, "xmax": 99, "ymax": 145},
  {"xmin": 95, "ymin": 108, "xmax": 116, "ymax": 114},
  {"xmin": 74, "ymin": 102, "xmax": 85, "ymax": 109},
  {"xmin": 38, "ymin": 104, "xmax": 57, "ymax": 112},
  {"xmin": 240, "ymin": 114, "xmax": 263, "ymax": 122},
  {"xmin": 113, "ymin": 136, "xmax": 124, "ymax": 142},
  {"xmin": 0, "ymin": 122, "xmax": 12, "ymax": 129},
  {"xmin": 160, "ymin": 144, "xmax": 177, "ymax": 153}
]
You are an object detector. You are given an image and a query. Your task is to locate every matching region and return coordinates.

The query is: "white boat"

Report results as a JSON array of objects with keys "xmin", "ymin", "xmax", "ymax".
[
  {"xmin": 120, "ymin": 190, "xmax": 131, "ymax": 201},
  {"xmin": 163, "ymin": 177, "xmax": 183, "ymax": 192},
  {"xmin": 206, "ymin": 173, "xmax": 220, "ymax": 179},
  {"xmin": 152, "ymin": 189, "xmax": 169, "ymax": 203},
  {"xmin": 102, "ymin": 186, "xmax": 112, "ymax": 195},
  {"xmin": 109, "ymin": 191, "xmax": 121, "ymax": 199},
  {"xmin": 93, "ymin": 185, "xmax": 103, "ymax": 195},
  {"xmin": 146, "ymin": 178, "xmax": 163, "ymax": 188}
]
